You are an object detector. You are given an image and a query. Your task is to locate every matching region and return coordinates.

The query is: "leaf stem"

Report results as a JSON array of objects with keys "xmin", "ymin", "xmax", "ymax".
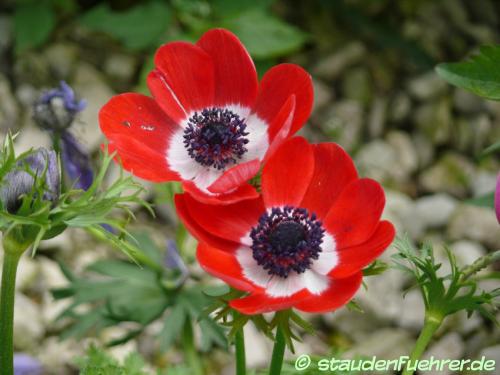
[
  {"xmin": 460, "ymin": 250, "xmax": 500, "ymax": 281},
  {"xmin": 182, "ymin": 317, "xmax": 204, "ymax": 375},
  {"xmin": 269, "ymin": 323, "xmax": 286, "ymax": 375},
  {"xmin": 234, "ymin": 319, "xmax": 246, "ymax": 375},
  {"xmin": 0, "ymin": 251, "xmax": 21, "ymax": 375},
  {"xmin": 402, "ymin": 313, "xmax": 443, "ymax": 375}
]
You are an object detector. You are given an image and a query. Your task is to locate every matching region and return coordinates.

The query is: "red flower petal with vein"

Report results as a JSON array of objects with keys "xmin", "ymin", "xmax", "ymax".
[
  {"xmin": 99, "ymin": 28, "xmax": 313, "ymax": 203},
  {"xmin": 176, "ymin": 137, "xmax": 395, "ymax": 314}
]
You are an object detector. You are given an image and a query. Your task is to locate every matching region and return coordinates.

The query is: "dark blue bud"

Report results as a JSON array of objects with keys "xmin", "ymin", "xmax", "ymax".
[
  {"xmin": 61, "ymin": 132, "xmax": 93, "ymax": 191},
  {"xmin": 0, "ymin": 148, "xmax": 60, "ymax": 213},
  {"xmin": 33, "ymin": 81, "xmax": 86, "ymax": 131},
  {"xmin": 164, "ymin": 240, "xmax": 188, "ymax": 280},
  {"xmin": 14, "ymin": 353, "xmax": 43, "ymax": 375}
]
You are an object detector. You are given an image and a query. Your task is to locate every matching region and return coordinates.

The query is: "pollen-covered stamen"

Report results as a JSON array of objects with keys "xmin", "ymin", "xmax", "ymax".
[
  {"xmin": 250, "ymin": 206, "xmax": 325, "ymax": 278},
  {"xmin": 183, "ymin": 108, "xmax": 249, "ymax": 170}
]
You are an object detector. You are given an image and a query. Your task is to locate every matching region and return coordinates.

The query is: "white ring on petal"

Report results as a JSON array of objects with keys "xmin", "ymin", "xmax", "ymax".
[
  {"xmin": 310, "ymin": 232, "xmax": 338, "ymax": 275},
  {"xmin": 166, "ymin": 105, "xmax": 268, "ymax": 194},
  {"xmin": 301, "ymin": 270, "xmax": 329, "ymax": 295}
]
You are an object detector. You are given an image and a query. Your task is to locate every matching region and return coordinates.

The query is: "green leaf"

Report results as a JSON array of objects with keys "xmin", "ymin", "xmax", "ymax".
[
  {"xmin": 466, "ymin": 192, "xmax": 494, "ymax": 209},
  {"xmin": 436, "ymin": 45, "xmax": 500, "ymax": 100},
  {"xmin": 80, "ymin": 2, "xmax": 171, "ymax": 50},
  {"xmin": 211, "ymin": 0, "xmax": 273, "ymax": 17},
  {"xmin": 223, "ymin": 9, "xmax": 307, "ymax": 59},
  {"xmin": 481, "ymin": 141, "xmax": 500, "ymax": 157},
  {"xmin": 14, "ymin": 3, "xmax": 56, "ymax": 52},
  {"xmin": 158, "ymin": 304, "xmax": 186, "ymax": 352}
]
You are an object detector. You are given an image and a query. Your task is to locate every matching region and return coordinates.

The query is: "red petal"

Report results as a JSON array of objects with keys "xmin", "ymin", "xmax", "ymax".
[
  {"xmin": 106, "ymin": 134, "xmax": 179, "ymax": 182},
  {"xmin": 229, "ymin": 290, "xmax": 310, "ymax": 315},
  {"xmin": 295, "ymin": 272, "xmax": 362, "ymax": 313},
  {"xmin": 197, "ymin": 243, "xmax": 261, "ymax": 292},
  {"xmin": 197, "ymin": 29, "xmax": 258, "ymax": 108},
  {"xmin": 330, "ymin": 221, "xmax": 395, "ymax": 278},
  {"xmin": 300, "ymin": 143, "xmax": 358, "ymax": 219},
  {"xmin": 99, "ymin": 93, "xmax": 179, "ymax": 151},
  {"xmin": 154, "ymin": 41, "xmax": 214, "ymax": 112},
  {"xmin": 261, "ymin": 137, "xmax": 314, "ymax": 207},
  {"xmin": 263, "ymin": 95, "xmax": 295, "ymax": 162},
  {"xmin": 175, "ymin": 194, "xmax": 239, "ymax": 252},
  {"xmin": 252, "ymin": 64, "xmax": 313, "ymax": 136},
  {"xmin": 182, "ymin": 193, "xmax": 265, "ymax": 245},
  {"xmin": 182, "ymin": 181, "xmax": 259, "ymax": 205},
  {"xmin": 207, "ymin": 159, "xmax": 260, "ymax": 194},
  {"xmin": 147, "ymin": 70, "xmax": 187, "ymax": 124},
  {"xmin": 324, "ymin": 179, "xmax": 386, "ymax": 248}
]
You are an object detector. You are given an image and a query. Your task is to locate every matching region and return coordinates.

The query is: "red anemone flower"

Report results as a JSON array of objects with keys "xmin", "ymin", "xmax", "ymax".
[
  {"xmin": 175, "ymin": 137, "xmax": 395, "ymax": 314},
  {"xmin": 99, "ymin": 28, "xmax": 313, "ymax": 204}
]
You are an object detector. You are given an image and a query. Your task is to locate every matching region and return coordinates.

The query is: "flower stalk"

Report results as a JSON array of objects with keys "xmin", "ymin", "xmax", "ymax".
[
  {"xmin": 234, "ymin": 313, "xmax": 246, "ymax": 375},
  {"xmin": 402, "ymin": 313, "xmax": 443, "ymax": 375},
  {"xmin": 182, "ymin": 318, "xmax": 203, "ymax": 375},
  {"xmin": 0, "ymin": 238, "xmax": 29, "ymax": 375},
  {"xmin": 269, "ymin": 324, "xmax": 286, "ymax": 375}
]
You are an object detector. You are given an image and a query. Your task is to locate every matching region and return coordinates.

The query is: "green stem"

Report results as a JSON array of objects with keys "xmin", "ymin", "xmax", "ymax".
[
  {"xmin": 182, "ymin": 318, "xmax": 204, "ymax": 375},
  {"xmin": 234, "ymin": 321, "xmax": 246, "ymax": 375},
  {"xmin": 402, "ymin": 313, "xmax": 443, "ymax": 375},
  {"xmin": 269, "ymin": 324, "xmax": 286, "ymax": 375},
  {"xmin": 0, "ymin": 252, "xmax": 21, "ymax": 375},
  {"xmin": 461, "ymin": 250, "xmax": 500, "ymax": 281}
]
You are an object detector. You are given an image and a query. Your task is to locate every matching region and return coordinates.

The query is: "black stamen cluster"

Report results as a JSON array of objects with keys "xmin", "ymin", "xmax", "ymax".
[
  {"xmin": 183, "ymin": 108, "xmax": 249, "ymax": 170},
  {"xmin": 250, "ymin": 206, "xmax": 324, "ymax": 278}
]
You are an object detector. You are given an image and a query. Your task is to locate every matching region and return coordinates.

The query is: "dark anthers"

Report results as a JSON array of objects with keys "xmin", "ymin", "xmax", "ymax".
[
  {"xmin": 250, "ymin": 206, "xmax": 325, "ymax": 278},
  {"xmin": 183, "ymin": 108, "xmax": 249, "ymax": 170}
]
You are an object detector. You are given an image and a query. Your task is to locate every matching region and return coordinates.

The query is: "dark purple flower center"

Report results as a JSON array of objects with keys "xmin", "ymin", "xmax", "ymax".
[
  {"xmin": 250, "ymin": 206, "xmax": 324, "ymax": 278},
  {"xmin": 183, "ymin": 108, "xmax": 249, "ymax": 170}
]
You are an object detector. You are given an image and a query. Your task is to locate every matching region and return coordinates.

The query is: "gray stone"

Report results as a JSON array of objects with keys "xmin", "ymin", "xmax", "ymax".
[
  {"xmin": 73, "ymin": 62, "xmax": 115, "ymax": 150},
  {"xmin": 471, "ymin": 170, "xmax": 497, "ymax": 198},
  {"xmin": 0, "ymin": 74, "xmax": 19, "ymax": 131},
  {"xmin": 368, "ymin": 97, "xmax": 388, "ymax": 138},
  {"xmin": 322, "ymin": 100, "xmax": 363, "ymax": 151},
  {"xmin": 45, "ymin": 43, "xmax": 80, "ymax": 79},
  {"xmin": 313, "ymin": 42, "xmax": 366, "ymax": 80},
  {"xmin": 415, "ymin": 193, "xmax": 458, "ymax": 229},
  {"xmin": 312, "ymin": 79, "xmax": 333, "ymax": 113},
  {"xmin": 383, "ymin": 190, "xmax": 424, "ymax": 240},
  {"xmin": 479, "ymin": 345, "xmax": 500, "ymax": 367},
  {"xmin": 413, "ymin": 132, "xmax": 435, "ymax": 169},
  {"xmin": 453, "ymin": 89, "xmax": 486, "ymax": 114},
  {"xmin": 396, "ymin": 289, "xmax": 425, "ymax": 330},
  {"xmin": 408, "ymin": 71, "xmax": 448, "ymax": 101},
  {"xmin": 422, "ymin": 333, "xmax": 465, "ymax": 375},
  {"xmin": 13, "ymin": 293, "xmax": 44, "ymax": 350},
  {"xmin": 448, "ymin": 204, "xmax": 500, "ymax": 249},
  {"xmin": 341, "ymin": 67, "xmax": 372, "ymax": 105},
  {"xmin": 104, "ymin": 53, "xmax": 138, "ymax": 84},
  {"xmin": 344, "ymin": 328, "xmax": 414, "ymax": 360},
  {"xmin": 356, "ymin": 132, "xmax": 418, "ymax": 185},
  {"xmin": 419, "ymin": 153, "xmax": 475, "ymax": 198},
  {"xmin": 414, "ymin": 99, "xmax": 452, "ymax": 145},
  {"xmin": 389, "ymin": 92, "xmax": 411, "ymax": 122},
  {"xmin": 385, "ymin": 131, "xmax": 419, "ymax": 179}
]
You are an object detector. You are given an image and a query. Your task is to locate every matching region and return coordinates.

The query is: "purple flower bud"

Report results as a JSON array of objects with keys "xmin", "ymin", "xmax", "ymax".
[
  {"xmin": 495, "ymin": 172, "xmax": 500, "ymax": 225},
  {"xmin": 33, "ymin": 81, "xmax": 86, "ymax": 131},
  {"xmin": 164, "ymin": 240, "xmax": 188, "ymax": 281},
  {"xmin": 0, "ymin": 148, "xmax": 60, "ymax": 213},
  {"xmin": 61, "ymin": 132, "xmax": 93, "ymax": 190},
  {"xmin": 14, "ymin": 353, "xmax": 43, "ymax": 375}
]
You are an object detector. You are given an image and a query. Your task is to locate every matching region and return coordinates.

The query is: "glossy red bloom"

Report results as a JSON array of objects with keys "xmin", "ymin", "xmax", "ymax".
[
  {"xmin": 99, "ymin": 28, "xmax": 313, "ymax": 204},
  {"xmin": 176, "ymin": 137, "xmax": 395, "ymax": 314}
]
